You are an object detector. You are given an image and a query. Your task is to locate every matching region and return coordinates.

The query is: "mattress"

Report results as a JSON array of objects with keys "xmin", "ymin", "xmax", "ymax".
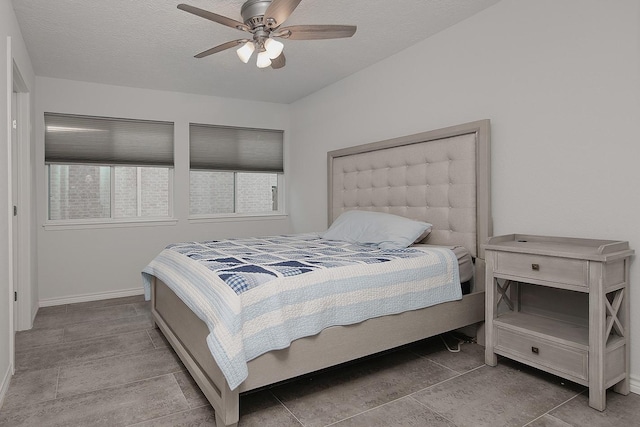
[{"xmin": 415, "ymin": 244, "xmax": 473, "ymax": 284}]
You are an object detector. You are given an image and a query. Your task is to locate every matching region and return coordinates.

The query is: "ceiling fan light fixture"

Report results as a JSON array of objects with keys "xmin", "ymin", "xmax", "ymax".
[
  {"xmin": 264, "ymin": 38, "xmax": 284, "ymax": 59},
  {"xmin": 178, "ymin": 0, "xmax": 358, "ymax": 70},
  {"xmin": 256, "ymin": 50, "xmax": 272, "ymax": 68},
  {"xmin": 236, "ymin": 41, "xmax": 255, "ymax": 63}
]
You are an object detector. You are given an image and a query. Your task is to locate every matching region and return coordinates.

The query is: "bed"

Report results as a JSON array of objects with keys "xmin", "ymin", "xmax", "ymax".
[{"xmin": 145, "ymin": 119, "xmax": 492, "ymax": 427}]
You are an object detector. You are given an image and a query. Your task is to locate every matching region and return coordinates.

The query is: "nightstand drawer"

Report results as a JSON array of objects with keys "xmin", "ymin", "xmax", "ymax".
[
  {"xmin": 495, "ymin": 326, "xmax": 588, "ymax": 381},
  {"xmin": 496, "ymin": 252, "xmax": 588, "ymax": 288}
]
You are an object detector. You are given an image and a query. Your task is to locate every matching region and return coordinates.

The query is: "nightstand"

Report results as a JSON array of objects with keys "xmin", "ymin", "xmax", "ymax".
[{"xmin": 484, "ymin": 234, "xmax": 633, "ymax": 411}]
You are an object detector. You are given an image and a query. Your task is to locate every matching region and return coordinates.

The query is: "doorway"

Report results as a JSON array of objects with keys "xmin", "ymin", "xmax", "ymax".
[{"xmin": 10, "ymin": 59, "xmax": 32, "ymax": 337}]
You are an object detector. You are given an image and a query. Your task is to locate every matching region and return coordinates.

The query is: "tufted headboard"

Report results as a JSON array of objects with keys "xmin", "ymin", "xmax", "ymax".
[{"xmin": 328, "ymin": 120, "xmax": 491, "ymax": 260}]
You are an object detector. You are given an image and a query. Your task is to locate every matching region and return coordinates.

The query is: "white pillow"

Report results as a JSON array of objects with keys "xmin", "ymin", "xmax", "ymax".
[{"xmin": 322, "ymin": 210, "xmax": 432, "ymax": 250}]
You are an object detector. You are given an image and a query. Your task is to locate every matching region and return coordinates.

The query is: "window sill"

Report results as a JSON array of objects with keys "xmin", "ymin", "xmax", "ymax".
[
  {"xmin": 44, "ymin": 218, "xmax": 178, "ymax": 231},
  {"xmin": 189, "ymin": 213, "xmax": 288, "ymax": 224}
]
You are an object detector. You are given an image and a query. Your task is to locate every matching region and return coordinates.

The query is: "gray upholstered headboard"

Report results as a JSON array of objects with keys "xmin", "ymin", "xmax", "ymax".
[{"xmin": 327, "ymin": 120, "xmax": 492, "ymax": 260}]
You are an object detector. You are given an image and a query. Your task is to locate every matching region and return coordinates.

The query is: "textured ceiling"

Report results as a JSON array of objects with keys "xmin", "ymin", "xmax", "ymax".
[{"xmin": 12, "ymin": 0, "xmax": 501, "ymax": 104}]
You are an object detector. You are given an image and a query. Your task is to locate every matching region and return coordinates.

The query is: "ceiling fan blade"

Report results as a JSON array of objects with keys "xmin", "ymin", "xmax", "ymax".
[
  {"xmin": 264, "ymin": 0, "xmax": 303, "ymax": 28},
  {"xmin": 194, "ymin": 39, "xmax": 248, "ymax": 58},
  {"xmin": 270, "ymin": 52, "xmax": 286, "ymax": 69},
  {"xmin": 275, "ymin": 25, "xmax": 357, "ymax": 40},
  {"xmin": 177, "ymin": 4, "xmax": 250, "ymax": 32}
]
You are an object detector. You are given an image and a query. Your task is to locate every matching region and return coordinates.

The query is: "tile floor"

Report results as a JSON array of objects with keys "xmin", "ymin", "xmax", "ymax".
[{"xmin": 1, "ymin": 295, "xmax": 639, "ymax": 426}]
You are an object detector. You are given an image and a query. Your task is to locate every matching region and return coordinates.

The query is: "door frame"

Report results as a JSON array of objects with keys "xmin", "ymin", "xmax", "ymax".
[
  {"xmin": 6, "ymin": 38, "xmax": 34, "ymax": 374},
  {"xmin": 11, "ymin": 58, "xmax": 32, "ymax": 333}
]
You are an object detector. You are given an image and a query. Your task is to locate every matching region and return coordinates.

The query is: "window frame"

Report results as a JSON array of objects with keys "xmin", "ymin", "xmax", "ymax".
[
  {"xmin": 187, "ymin": 122, "xmax": 286, "ymax": 220},
  {"xmin": 43, "ymin": 112, "xmax": 176, "ymax": 229}
]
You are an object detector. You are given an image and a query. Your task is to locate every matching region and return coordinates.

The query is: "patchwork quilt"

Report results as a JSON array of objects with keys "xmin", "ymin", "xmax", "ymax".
[{"xmin": 142, "ymin": 233, "xmax": 461, "ymax": 390}]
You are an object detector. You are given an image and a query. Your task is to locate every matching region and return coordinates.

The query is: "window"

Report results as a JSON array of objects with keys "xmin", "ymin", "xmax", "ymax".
[
  {"xmin": 45, "ymin": 113, "xmax": 174, "ymax": 222},
  {"xmin": 48, "ymin": 165, "xmax": 171, "ymax": 220},
  {"xmin": 189, "ymin": 123, "xmax": 284, "ymax": 217}
]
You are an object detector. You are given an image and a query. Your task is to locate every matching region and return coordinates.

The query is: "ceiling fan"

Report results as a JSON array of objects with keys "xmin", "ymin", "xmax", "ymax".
[{"xmin": 178, "ymin": 0, "xmax": 357, "ymax": 69}]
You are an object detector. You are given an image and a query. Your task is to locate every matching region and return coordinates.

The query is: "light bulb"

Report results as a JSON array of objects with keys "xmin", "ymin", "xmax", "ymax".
[
  {"xmin": 236, "ymin": 41, "xmax": 255, "ymax": 63},
  {"xmin": 256, "ymin": 50, "xmax": 272, "ymax": 68},
  {"xmin": 264, "ymin": 38, "xmax": 284, "ymax": 60}
]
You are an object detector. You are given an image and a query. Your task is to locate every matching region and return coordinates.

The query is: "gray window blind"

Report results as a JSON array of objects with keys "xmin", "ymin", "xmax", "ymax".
[
  {"xmin": 190, "ymin": 123, "xmax": 284, "ymax": 173},
  {"xmin": 44, "ymin": 113, "xmax": 174, "ymax": 166}
]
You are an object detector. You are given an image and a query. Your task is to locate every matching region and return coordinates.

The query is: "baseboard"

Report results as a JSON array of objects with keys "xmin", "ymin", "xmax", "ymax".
[
  {"xmin": 0, "ymin": 362, "xmax": 12, "ymax": 410},
  {"xmin": 39, "ymin": 287, "xmax": 144, "ymax": 307},
  {"xmin": 630, "ymin": 374, "xmax": 640, "ymax": 395}
]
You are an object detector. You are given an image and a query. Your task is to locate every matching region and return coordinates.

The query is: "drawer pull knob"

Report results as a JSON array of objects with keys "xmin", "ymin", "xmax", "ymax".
[
  {"xmin": 532, "ymin": 346, "xmax": 539, "ymax": 354},
  {"xmin": 531, "ymin": 263, "xmax": 540, "ymax": 271}
]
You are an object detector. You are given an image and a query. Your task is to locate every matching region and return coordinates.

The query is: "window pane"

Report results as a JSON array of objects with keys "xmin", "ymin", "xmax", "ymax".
[
  {"xmin": 190, "ymin": 171, "xmax": 235, "ymax": 215},
  {"xmin": 48, "ymin": 165, "xmax": 110, "ymax": 220},
  {"xmin": 114, "ymin": 167, "xmax": 137, "ymax": 218},
  {"xmin": 140, "ymin": 167, "xmax": 169, "ymax": 217},
  {"xmin": 114, "ymin": 166, "xmax": 170, "ymax": 218},
  {"xmin": 236, "ymin": 173, "xmax": 279, "ymax": 214}
]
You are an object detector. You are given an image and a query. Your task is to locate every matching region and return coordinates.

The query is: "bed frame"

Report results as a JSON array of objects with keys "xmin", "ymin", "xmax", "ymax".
[{"xmin": 150, "ymin": 120, "xmax": 492, "ymax": 427}]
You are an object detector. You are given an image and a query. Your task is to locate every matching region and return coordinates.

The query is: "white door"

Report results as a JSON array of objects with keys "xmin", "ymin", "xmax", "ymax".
[{"xmin": 11, "ymin": 90, "xmax": 18, "ymax": 328}]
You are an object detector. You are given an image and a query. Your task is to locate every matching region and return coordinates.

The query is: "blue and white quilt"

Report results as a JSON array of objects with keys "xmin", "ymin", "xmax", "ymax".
[{"xmin": 142, "ymin": 233, "xmax": 461, "ymax": 390}]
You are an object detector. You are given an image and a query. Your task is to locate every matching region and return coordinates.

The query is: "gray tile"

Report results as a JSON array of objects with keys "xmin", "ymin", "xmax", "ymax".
[
  {"xmin": 57, "ymin": 348, "xmax": 183, "ymax": 398},
  {"xmin": 36, "ymin": 305, "xmax": 67, "ymax": 315},
  {"xmin": 15, "ymin": 330, "xmax": 154, "ymax": 372},
  {"xmin": 66, "ymin": 294, "xmax": 145, "ymax": 311},
  {"xmin": 147, "ymin": 328, "xmax": 170, "ymax": 349},
  {"xmin": 63, "ymin": 312, "xmax": 154, "ymax": 342},
  {"xmin": 412, "ymin": 336, "xmax": 485, "ymax": 373},
  {"xmin": 0, "ymin": 374, "xmax": 189, "ymax": 427},
  {"xmin": 273, "ymin": 349, "xmax": 458, "ymax": 427},
  {"xmin": 12, "ymin": 295, "xmax": 640, "ymax": 427},
  {"xmin": 333, "ymin": 396, "xmax": 455, "ymax": 427},
  {"xmin": 133, "ymin": 301, "xmax": 151, "ymax": 315},
  {"xmin": 238, "ymin": 390, "xmax": 302, "ymax": 427},
  {"xmin": 412, "ymin": 363, "xmax": 584, "ymax": 427},
  {"xmin": 548, "ymin": 390, "xmax": 640, "ymax": 427},
  {"xmin": 526, "ymin": 414, "xmax": 575, "ymax": 427},
  {"xmin": 173, "ymin": 371, "xmax": 209, "ymax": 409},
  {"xmin": 64, "ymin": 303, "xmax": 140, "ymax": 324},
  {"xmin": 15, "ymin": 328, "xmax": 64, "ymax": 351},
  {"xmin": 2, "ymin": 367, "xmax": 59, "ymax": 409},
  {"xmin": 31, "ymin": 310, "xmax": 71, "ymax": 330},
  {"xmin": 32, "ymin": 303, "xmax": 139, "ymax": 330},
  {"xmin": 128, "ymin": 406, "xmax": 217, "ymax": 427}
]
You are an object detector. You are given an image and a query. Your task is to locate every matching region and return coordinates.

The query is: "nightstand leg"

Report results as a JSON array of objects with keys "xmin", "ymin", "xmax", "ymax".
[
  {"xmin": 589, "ymin": 387, "xmax": 606, "ymax": 412},
  {"xmin": 588, "ymin": 264, "xmax": 606, "ymax": 411},
  {"xmin": 613, "ymin": 377, "xmax": 630, "ymax": 395},
  {"xmin": 613, "ymin": 258, "xmax": 631, "ymax": 396},
  {"xmin": 485, "ymin": 254, "xmax": 497, "ymax": 366},
  {"xmin": 485, "ymin": 347, "xmax": 497, "ymax": 366}
]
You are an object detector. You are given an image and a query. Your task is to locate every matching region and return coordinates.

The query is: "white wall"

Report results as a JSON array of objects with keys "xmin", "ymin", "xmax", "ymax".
[
  {"xmin": 0, "ymin": 0, "xmax": 35, "ymax": 405},
  {"xmin": 289, "ymin": 0, "xmax": 640, "ymax": 389},
  {"xmin": 36, "ymin": 77, "xmax": 292, "ymax": 303}
]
